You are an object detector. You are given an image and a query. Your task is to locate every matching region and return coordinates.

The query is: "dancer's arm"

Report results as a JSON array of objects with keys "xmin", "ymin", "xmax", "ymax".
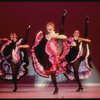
[
  {"xmin": 0, "ymin": 39, "xmax": 12, "ymax": 53},
  {"xmin": 0, "ymin": 38, "xmax": 9, "ymax": 41},
  {"xmin": 52, "ymin": 33, "xmax": 67, "ymax": 40},
  {"xmin": 78, "ymin": 37, "xmax": 92, "ymax": 42},
  {"xmin": 18, "ymin": 44, "xmax": 29, "ymax": 49}
]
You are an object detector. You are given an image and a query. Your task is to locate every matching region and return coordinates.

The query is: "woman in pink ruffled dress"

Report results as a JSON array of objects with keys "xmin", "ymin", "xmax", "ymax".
[{"xmin": 31, "ymin": 21, "xmax": 70, "ymax": 94}]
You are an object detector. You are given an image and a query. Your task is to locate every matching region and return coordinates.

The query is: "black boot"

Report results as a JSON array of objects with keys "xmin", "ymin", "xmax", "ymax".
[
  {"xmin": 11, "ymin": 63, "xmax": 18, "ymax": 92},
  {"xmin": 72, "ymin": 60, "xmax": 83, "ymax": 92},
  {"xmin": 53, "ymin": 88, "xmax": 59, "ymax": 94},
  {"xmin": 51, "ymin": 72, "xmax": 59, "ymax": 95},
  {"xmin": 74, "ymin": 72, "xmax": 83, "ymax": 92},
  {"xmin": 13, "ymin": 83, "xmax": 17, "ymax": 92},
  {"xmin": 76, "ymin": 87, "xmax": 83, "ymax": 92}
]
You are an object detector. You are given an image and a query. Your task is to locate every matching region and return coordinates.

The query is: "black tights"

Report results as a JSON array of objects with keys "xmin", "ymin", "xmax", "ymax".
[
  {"xmin": 72, "ymin": 59, "xmax": 82, "ymax": 88},
  {"xmin": 50, "ymin": 61, "xmax": 82, "ymax": 93},
  {"xmin": 11, "ymin": 62, "xmax": 20, "ymax": 92},
  {"xmin": 50, "ymin": 71, "xmax": 58, "ymax": 94}
]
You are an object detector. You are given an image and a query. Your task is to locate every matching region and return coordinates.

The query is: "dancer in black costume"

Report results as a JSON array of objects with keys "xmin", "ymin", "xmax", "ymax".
[
  {"xmin": 0, "ymin": 32, "xmax": 29, "ymax": 92},
  {"xmin": 66, "ymin": 29, "xmax": 92, "ymax": 92}
]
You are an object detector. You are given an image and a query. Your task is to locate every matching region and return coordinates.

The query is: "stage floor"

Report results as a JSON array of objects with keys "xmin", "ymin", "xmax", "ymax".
[{"xmin": 0, "ymin": 83, "xmax": 100, "ymax": 99}]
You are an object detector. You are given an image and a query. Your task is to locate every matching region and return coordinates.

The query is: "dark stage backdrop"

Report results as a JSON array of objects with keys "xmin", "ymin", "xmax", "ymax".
[{"xmin": 0, "ymin": 2, "xmax": 100, "ymax": 84}]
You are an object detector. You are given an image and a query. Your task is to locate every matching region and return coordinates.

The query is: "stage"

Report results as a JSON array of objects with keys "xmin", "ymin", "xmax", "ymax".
[{"xmin": 0, "ymin": 83, "xmax": 100, "ymax": 99}]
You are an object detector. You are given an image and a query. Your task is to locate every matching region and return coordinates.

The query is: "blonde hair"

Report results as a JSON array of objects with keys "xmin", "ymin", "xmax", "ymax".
[{"xmin": 46, "ymin": 21, "xmax": 55, "ymax": 29}]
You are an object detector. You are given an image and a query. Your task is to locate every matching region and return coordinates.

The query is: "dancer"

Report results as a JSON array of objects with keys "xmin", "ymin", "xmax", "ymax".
[
  {"xmin": 0, "ymin": 32, "xmax": 29, "ymax": 92},
  {"xmin": 31, "ymin": 21, "xmax": 70, "ymax": 94},
  {"xmin": 66, "ymin": 29, "xmax": 92, "ymax": 92}
]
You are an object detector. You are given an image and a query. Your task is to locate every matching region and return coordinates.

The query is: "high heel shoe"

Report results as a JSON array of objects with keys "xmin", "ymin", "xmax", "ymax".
[
  {"xmin": 76, "ymin": 87, "xmax": 83, "ymax": 92},
  {"xmin": 53, "ymin": 88, "xmax": 59, "ymax": 94},
  {"xmin": 13, "ymin": 86, "xmax": 17, "ymax": 92}
]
